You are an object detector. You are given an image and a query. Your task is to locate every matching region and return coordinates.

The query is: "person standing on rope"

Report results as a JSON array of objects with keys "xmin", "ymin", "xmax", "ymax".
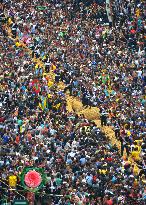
[
  {"xmin": 64, "ymin": 80, "xmax": 73, "ymax": 96},
  {"xmin": 120, "ymin": 135, "xmax": 130, "ymax": 157},
  {"xmin": 82, "ymin": 91, "xmax": 88, "ymax": 108},
  {"xmin": 114, "ymin": 121, "xmax": 120, "ymax": 139},
  {"xmin": 11, "ymin": 21, "xmax": 17, "ymax": 38},
  {"xmin": 100, "ymin": 107, "xmax": 108, "ymax": 126}
]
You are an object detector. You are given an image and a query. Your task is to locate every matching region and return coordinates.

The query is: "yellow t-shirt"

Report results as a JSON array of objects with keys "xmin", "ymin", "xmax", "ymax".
[
  {"xmin": 8, "ymin": 175, "xmax": 17, "ymax": 187},
  {"xmin": 127, "ymin": 130, "xmax": 131, "ymax": 136},
  {"xmin": 48, "ymin": 94, "xmax": 52, "ymax": 98},
  {"xmin": 8, "ymin": 18, "xmax": 13, "ymax": 25},
  {"xmin": 99, "ymin": 169, "xmax": 107, "ymax": 174},
  {"xmin": 53, "ymin": 103, "xmax": 61, "ymax": 110},
  {"xmin": 133, "ymin": 164, "xmax": 139, "ymax": 176},
  {"xmin": 135, "ymin": 139, "xmax": 143, "ymax": 145},
  {"xmin": 35, "ymin": 64, "xmax": 39, "ymax": 69},
  {"xmin": 20, "ymin": 125, "xmax": 23, "ymax": 133},
  {"xmin": 15, "ymin": 42, "xmax": 21, "ymax": 47},
  {"xmin": 48, "ymin": 81, "xmax": 53, "ymax": 87},
  {"xmin": 136, "ymin": 8, "xmax": 140, "ymax": 17},
  {"xmin": 52, "ymin": 64, "xmax": 56, "ymax": 70},
  {"xmin": 131, "ymin": 151, "xmax": 140, "ymax": 161}
]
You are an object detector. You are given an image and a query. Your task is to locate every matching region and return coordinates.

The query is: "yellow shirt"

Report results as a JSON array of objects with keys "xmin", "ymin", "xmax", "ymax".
[
  {"xmin": 52, "ymin": 64, "xmax": 56, "ymax": 70},
  {"xmin": 136, "ymin": 8, "xmax": 140, "ymax": 17},
  {"xmin": 48, "ymin": 94, "xmax": 52, "ymax": 98},
  {"xmin": 8, "ymin": 18, "xmax": 13, "ymax": 25},
  {"xmin": 8, "ymin": 175, "xmax": 17, "ymax": 187},
  {"xmin": 133, "ymin": 164, "xmax": 139, "ymax": 176},
  {"xmin": 48, "ymin": 81, "xmax": 53, "ymax": 87},
  {"xmin": 131, "ymin": 151, "xmax": 140, "ymax": 161},
  {"xmin": 99, "ymin": 169, "xmax": 107, "ymax": 174},
  {"xmin": 135, "ymin": 139, "xmax": 143, "ymax": 145},
  {"xmin": 35, "ymin": 64, "xmax": 39, "ymax": 69},
  {"xmin": 15, "ymin": 42, "xmax": 21, "ymax": 47},
  {"xmin": 53, "ymin": 103, "xmax": 61, "ymax": 110},
  {"xmin": 127, "ymin": 130, "xmax": 131, "ymax": 136}
]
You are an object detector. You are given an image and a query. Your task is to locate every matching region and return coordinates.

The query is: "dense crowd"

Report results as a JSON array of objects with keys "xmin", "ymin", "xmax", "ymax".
[{"xmin": 0, "ymin": 0, "xmax": 146, "ymax": 204}]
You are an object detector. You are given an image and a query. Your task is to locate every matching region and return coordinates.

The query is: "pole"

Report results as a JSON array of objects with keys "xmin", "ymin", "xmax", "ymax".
[{"xmin": 26, "ymin": 192, "xmax": 35, "ymax": 205}]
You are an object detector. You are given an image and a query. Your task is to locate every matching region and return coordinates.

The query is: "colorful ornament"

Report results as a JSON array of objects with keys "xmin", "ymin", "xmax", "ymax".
[
  {"xmin": 24, "ymin": 170, "xmax": 42, "ymax": 188},
  {"xmin": 20, "ymin": 167, "xmax": 47, "ymax": 192}
]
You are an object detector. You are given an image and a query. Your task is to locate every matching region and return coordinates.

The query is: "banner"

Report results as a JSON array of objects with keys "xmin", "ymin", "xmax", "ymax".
[{"xmin": 13, "ymin": 200, "xmax": 28, "ymax": 205}]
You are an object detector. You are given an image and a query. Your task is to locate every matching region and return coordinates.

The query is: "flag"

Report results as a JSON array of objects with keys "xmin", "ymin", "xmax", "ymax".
[
  {"xmin": 39, "ymin": 96, "xmax": 47, "ymax": 110},
  {"xmin": 101, "ymin": 73, "xmax": 110, "ymax": 84},
  {"xmin": 32, "ymin": 79, "xmax": 41, "ymax": 94}
]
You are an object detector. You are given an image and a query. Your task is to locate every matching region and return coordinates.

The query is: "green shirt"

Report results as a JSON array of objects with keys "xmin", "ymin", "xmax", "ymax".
[
  {"xmin": 17, "ymin": 119, "xmax": 23, "ymax": 126},
  {"xmin": 55, "ymin": 178, "xmax": 62, "ymax": 186}
]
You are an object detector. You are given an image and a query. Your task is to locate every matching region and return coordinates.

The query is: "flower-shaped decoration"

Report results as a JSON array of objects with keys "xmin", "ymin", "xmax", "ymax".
[
  {"xmin": 20, "ymin": 167, "xmax": 47, "ymax": 192},
  {"xmin": 24, "ymin": 170, "xmax": 42, "ymax": 188}
]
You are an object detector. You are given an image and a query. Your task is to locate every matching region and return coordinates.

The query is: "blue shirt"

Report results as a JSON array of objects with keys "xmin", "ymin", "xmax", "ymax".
[
  {"xmin": 80, "ymin": 157, "xmax": 86, "ymax": 165},
  {"xmin": 66, "ymin": 159, "xmax": 72, "ymax": 165},
  {"xmin": 86, "ymin": 175, "xmax": 93, "ymax": 185},
  {"xmin": 2, "ymin": 135, "xmax": 9, "ymax": 143}
]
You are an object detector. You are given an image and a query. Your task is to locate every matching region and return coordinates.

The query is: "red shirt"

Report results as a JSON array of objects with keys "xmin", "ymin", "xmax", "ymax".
[
  {"xmin": 0, "ymin": 117, "xmax": 5, "ymax": 122},
  {"xmin": 106, "ymin": 199, "xmax": 113, "ymax": 205},
  {"xmin": 106, "ymin": 157, "xmax": 113, "ymax": 162},
  {"xmin": 15, "ymin": 135, "xmax": 20, "ymax": 144}
]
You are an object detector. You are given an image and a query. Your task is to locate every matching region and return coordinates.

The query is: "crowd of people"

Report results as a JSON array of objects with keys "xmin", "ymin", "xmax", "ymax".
[{"xmin": 0, "ymin": 0, "xmax": 145, "ymax": 204}]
